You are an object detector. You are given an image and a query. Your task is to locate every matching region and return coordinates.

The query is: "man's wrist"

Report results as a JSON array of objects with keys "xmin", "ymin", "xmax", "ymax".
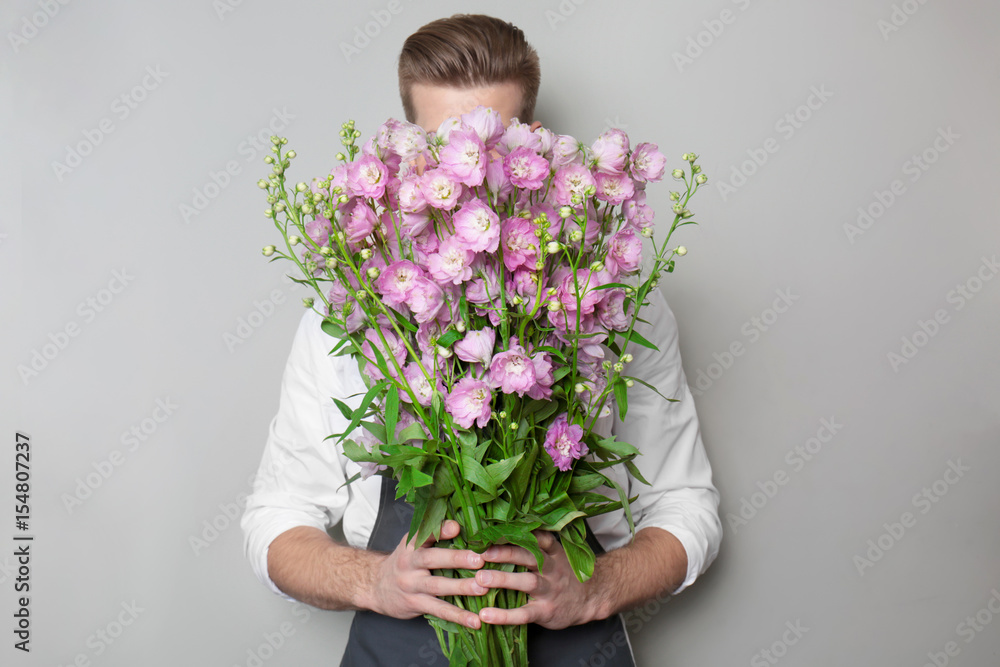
[{"xmin": 349, "ymin": 548, "xmax": 388, "ymax": 613}]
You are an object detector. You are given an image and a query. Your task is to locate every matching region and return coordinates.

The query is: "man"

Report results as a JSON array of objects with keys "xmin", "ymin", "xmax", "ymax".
[{"xmin": 242, "ymin": 13, "xmax": 722, "ymax": 666}]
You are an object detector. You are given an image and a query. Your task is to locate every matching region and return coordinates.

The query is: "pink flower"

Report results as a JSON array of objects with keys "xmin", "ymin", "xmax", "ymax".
[
  {"xmin": 605, "ymin": 227, "xmax": 643, "ymax": 274},
  {"xmin": 623, "ymin": 189, "xmax": 654, "ymax": 230},
  {"xmin": 594, "ymin": 171, "xmax": 635, "ymax": 205},
  {"xmin": 419, "ymin": 168, "xmax": 462, "ymax": 210},
  {"xmin": 439, "ymin": 128, "xmax": 487, "ymax": 187},
  {"xmin": 556, "ymin": 268, "xmax": 610, "ymax": 316},
  {"xmin": 466, "ymin": 259, "xmax": 500, "ymax": 305},
  {"xmin": 427, "ymin": 235, "xmax": 475, "ymax": 285},
  {"xmin": 347, "ymin": 155, "xmax": 389, "ymax": 199},
  {"xmin": 543, "ymin": 413, "xmax": 588, "ymax": 471},
  {"xmin": 343, "ymin": 199, "xmax": 378, "ymax": 246},
  {"xmin": 460, "ymin": 106, "xmax": 505, "ymax": 151},
  {"xmin": 305, "ymin": 216, "xmax": 332, "ymax": 246},
  {"xmin": 488, "ymin": 338, "xmax": 537, "ymax": 396},
  {"xmin": 497, "ymin": 119, "xmax": 543, "ymax": 155},
  {"xmin": 485, "ymin": 153, "xmax": 513, "ymax": 199},
  {"xmin": 550, "ymin": 135, "xmax": 584, "ymax": 168},
  {"xmin": 503, "ymin": 146, "xmax": 550, "ymax": 191},
  {"xmin": 499, "ymin": 216, "xmax": 538, "ymax": 272},
  {"xmin": 401, "ymin": 362, "xmax": 441, "ymax": 406},
  {"xmin": 405, "ymin": 276, "xmax": 445, "ymax": 323},
  {"xmin": 552, "ymin": 164, "xmax": 596, "ymax": 206},
  {"xmin": 376, "ymin": 260, "xmax": 424, "ymax": 308},
  {"xmin": 526, "ymin": 351, "xmax": 554, "ymax": 400},
  {"xmin": 629, "ymin": 142, "xmax": 666, "ymax": 182},
  {"xmin": 596, "ymin": 288, "xmax": 633, "ymax": 331},
  {"xmin": 590, "ymin": 129, "xmax": 629, "ymax": 175},
  {"xmin": 396, "ymin": 176, "xmax": 427, "ymax": 213},
  {"xmin": 445, "ymin": 377, "xmax": 493, "ymax": 429},
  {"xmin": 453, "ymin": 327, "xmax": 496, "ymax": 366},
  {"xmin": 452, "ymin": 199, "xmax": 501, "ymax": 253}
]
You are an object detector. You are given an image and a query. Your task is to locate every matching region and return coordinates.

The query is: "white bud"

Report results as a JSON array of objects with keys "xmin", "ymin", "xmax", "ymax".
[
  {"xmin": 625, "ymin": 378, "xmax": 634, "ymax": 388},
  {"xmin": 559, "ymin": 206, "xmax": 573, "ymax": 218},
  {"xmin": 455, "ymin": 321, "xmax": 466, "ymax": 333},
  {"xmin": 262, "ymin": 246, "xmax": 275, "ymax": 256},
  {"xmin": 546, "ymin": 241, "xmax": 561, "ymax": 254},
  {"xmin": 288, "ymin": 235, "xmax": 301, "ymax": 245},
  {"xmin": 366, "ymin": 266, "xmax": 380, "ymax": 279},
  {"xmin": 436, "ymin": 345, "xmax": 453, "ymax": 358},
  {"xmin": 676, "ymin": 246, "xmax": 687, "ymax": 256},
  {"xmin": 296, "ymin": 182, "xmax": 308, "ymax": 192},
  {"xmin": 640, "ymin": 227, "xmax": 654, "ymax": 238},
  {"xmin": 359, "ymin": 248, "xmax": 373, "ymax": 260}
]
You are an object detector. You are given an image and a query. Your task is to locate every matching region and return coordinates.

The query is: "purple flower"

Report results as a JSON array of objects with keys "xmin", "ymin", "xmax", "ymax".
[
  {"xmin": 419, "ymin": 168, "xmax": 462, "ymax": 210},
  {"xmin": 499, "ymin": 216, "xmax": 538, "ymax": 272},
  {"xmin": 606, "ymin": 227, "xmax": 643, "ymax": 275},
  {"xmin": 596, "ymin": 288, "xmax": 633, "ymax": 331},
  {"xmin": 594, "ymin": 171, "xmax": 635, "ymax": 206},
  {"xmin": 376, "ymin": 260, "xmax": 424, "ymax": 308},
  {"xmin": 405, "ymin": 276, "xmax": 445, "ymax": 323},
  {"xmin": 590, "ymin": 129, "xmax": 629, "ymax": 175},
  {"xmin": 503, "ymin": 146, "xmax": 550, "ymax": 191},
  {"xmin": 347, "ymin": 155, "xmax": 389, "ymax": 199},
  {"xmin": 552, "ymin": 164, "xmax": 596, "ymax": 206},
  {"xmin": 488, "ymin": 338, "xmax": 537, "ymax": 396},
  {"xmin": 453, "ymin": 327, "xmax": 496, "ymax": 366},
  {"xmin": 445, "ymin": 377, "xmax": 493, "ymax": 429},
  {"xmin": 438, "ymin": 128, "xmax": 487, "ymax": 187},
  {"xmin": 428, "ymin": 235, "xmax": 475, "ymax": 285},
  {"xmin": 452, "ymin": 199, "xmax": 500, "ymax": 253},
  {"xmin": 460, "ymin": 106, "xmax": 505, "ymax": 150},
  {"xmin": 543, "ymin": 413, "xmax": 588, "ymax": 471},
  {"xmin": 629, "ymin": 142, "xmax": 666, "ymax": 182}
]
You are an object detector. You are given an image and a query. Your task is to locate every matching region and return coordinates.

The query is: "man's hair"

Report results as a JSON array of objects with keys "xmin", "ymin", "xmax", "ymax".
[{"xmin": 398, "ymin": 14, "xmax": 540, "ymax": 124}]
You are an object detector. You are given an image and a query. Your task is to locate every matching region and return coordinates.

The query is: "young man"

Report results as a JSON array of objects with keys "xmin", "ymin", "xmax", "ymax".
[{"xmin": 242, "ymin": 14, "xmax": 722, "ymax": 666}]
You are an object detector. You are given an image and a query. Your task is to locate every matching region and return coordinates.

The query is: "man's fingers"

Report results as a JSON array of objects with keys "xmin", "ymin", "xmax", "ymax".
[
  {"xmin": 418, "ymin": 571, "xmax": 489, "ymax": 598},
  {"xmin": 420, "ymin": 519, "xmax": 460, "ymax": 548},
  {"xmin": 481, "ymin": 544, "xmax": 539, "ymax": 568},
  {"xmin": 423, "ymin": 596, "xmax": 483, "ymax": 630},
  {"xmin": 474, "ymin": 568, "xmax": 539, "ymax": 594},
  {"xmin": 479, "ymin": 602, "xmax": 537, "ymax": 626},
  {"xmin": 413, "ymin": 545, "xmax": 484, "ymax": 571}
]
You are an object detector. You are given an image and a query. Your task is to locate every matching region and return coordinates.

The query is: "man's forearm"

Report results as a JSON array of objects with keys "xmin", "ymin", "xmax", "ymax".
[
  {"xmin": 267, "ymin": 525, "xmax": 386, "ymax": 611},
  {"xmin": 585, "ymin": 526, "xmax": 688, "ymax": 621}
]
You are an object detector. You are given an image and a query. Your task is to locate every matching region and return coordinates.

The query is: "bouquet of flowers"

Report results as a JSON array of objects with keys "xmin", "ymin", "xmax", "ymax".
[{"xmin": 257, "ymin": 106, "xmax": 705, "ymax": 667}]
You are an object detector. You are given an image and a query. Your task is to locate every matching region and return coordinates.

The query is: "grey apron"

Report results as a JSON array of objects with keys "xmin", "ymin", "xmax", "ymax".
[{"xmin": 340, "ymin": 475, "xmax": 637, "ymax": 666}]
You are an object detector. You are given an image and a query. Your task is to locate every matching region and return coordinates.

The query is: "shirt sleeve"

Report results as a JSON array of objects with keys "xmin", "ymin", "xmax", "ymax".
[
  {"xmin": 240, "ymin": 307, "xmax": 358, "ymax": 600},
  {"xmin": 611, "ymin": 286, "xmax": 722, "ymax": 595}
]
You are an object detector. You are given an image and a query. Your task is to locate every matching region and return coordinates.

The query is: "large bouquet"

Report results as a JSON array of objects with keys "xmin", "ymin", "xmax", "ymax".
[{"xmin": 257, "ymin": 106, "xmax": 705, "ymax": 667}]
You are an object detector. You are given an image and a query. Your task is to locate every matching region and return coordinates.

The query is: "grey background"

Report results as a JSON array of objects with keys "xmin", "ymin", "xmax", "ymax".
[{"xmin": 3, "ymin": 0, "xmax": 999, "ymax": 665}]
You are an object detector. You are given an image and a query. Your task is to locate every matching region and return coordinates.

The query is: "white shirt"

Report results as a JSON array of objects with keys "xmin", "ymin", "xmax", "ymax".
[{"xmin": 241, "ymin": 286, "xmax": 722, "ymax": 601}]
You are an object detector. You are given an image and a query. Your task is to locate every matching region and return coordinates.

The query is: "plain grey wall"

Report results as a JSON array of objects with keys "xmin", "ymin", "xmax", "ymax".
[{"xmin": 3, "ymin": 0, "xmax": 999, "ymax": 665}]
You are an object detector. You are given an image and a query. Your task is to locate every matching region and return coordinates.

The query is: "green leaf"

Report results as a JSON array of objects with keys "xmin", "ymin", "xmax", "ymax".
[
  {"xmin": 613, "ymin": 378, "xmax": 628, "ymax": 420},
  {"xmin": 461, "ymin": 454, "xmax": 496, "ymax": 496},
  {"xmin": 590, "ymin": 281, "xmax": 634, "ymax": 292},
  {"xmin": 484, "ymin": 453, "xmax": 523, "ymax": 489},
  {"xmin": 536, "ymin": 508, "xmax": 587, "ymax": 532},
  {"xmin": 342, "ymin": 438, "xmax": 381, "ymax": 464},
  {"xmin": 340, "ymin": 380, "xmax": 388, "ymax": 442},
  {"xmin": 569, "ymin": 473, "xmax": 606, "ymax": 494},
  {"xmin": 320, "ymin": 318, "xmax": 346, "ymax": 339},
  {"xmin": 397, "ymin": 421, "xmax": 428, "ymax": 442},
  {"xmin": 359, "ymin": 420, "xmax": 387, "ymax": 444},
  {"xmin": 384, "ymin": 390, "xmax": 399, "ymax": 445},
  {"xmin": 559, "ymin": 522, "xmax": 595, "ymax": 582},
  {"xmin": 480, "ymin": 522, "xmax": 545, "ymax": 571},
  {"xmin": 622, "ymin": 329, "xmax": 659, "ymax": 352},
  {"xmin": 414, "ymin": 495, "xmax": 449, "ymax": 546},
  {"xmin": 595, "ymin": 436, "xmax": 640, "ymax": 458},
  {"xmin": 624, "ymin": 375, "xmax": 680, "ymax": 404},
  {"xmin": 331, "ymin": 397, "xmax": 354, "ymax": 421},
  {"xmin": 436, "ymin": 329, "xmax": 463, "ymax": 348},
  {"xmin": 624, "ymin": 459, "xmax": 650, "ymax": 486}
]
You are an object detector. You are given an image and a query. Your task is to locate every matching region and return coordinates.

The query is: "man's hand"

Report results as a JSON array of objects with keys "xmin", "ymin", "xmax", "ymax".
[
  {"xmin": 361, "ymin": 519, "xmax": 489, "ymax": 629},
  {"xmin": 473, "ymin": 530, "xmax": 601, "ymax": 630},
  {"xmin": 473, "ymin": 526, "xmax": 688, "ymax": 630}
]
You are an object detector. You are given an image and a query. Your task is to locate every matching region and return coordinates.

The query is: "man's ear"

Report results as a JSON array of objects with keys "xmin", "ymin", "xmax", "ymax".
[{"xmin": 529, "ymin": 120, "xmax": 542, "ymax": 131}]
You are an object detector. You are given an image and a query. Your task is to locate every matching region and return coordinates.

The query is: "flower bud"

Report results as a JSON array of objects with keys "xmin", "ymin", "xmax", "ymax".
[
  {"xmin": 289, "ymin": 235, "xmax": 301, "ymax": 245},
  {"xmin": 574, "ymin": 383, "xmax": 586, "ymax": 394},
  {"xmin": 264, "ymin": 209, "xmax": 274, "ymax": 218},
  {"xmin": 546, "ymin": 241, "xmax": 561, "ymax": 254},
  {"xmin": 274, "ymin": 202, "xmax": 286, "ymax": 212},
  {"xmin": 359, "ymin": 248, "xmax": 373, "ymax": 260},
  {"xmin": 669, "ymin": 191, "xmax": 680, "ymax": 201},
  {"xmin": 613, "ymin": 362, "xmax": 624, "ymax": 373},
  {"xmin": 302, "ymin": 298, "xmax": 314, "ymax": 308},
  {"xmin": 625, "ymin": 378, "xmax": 634, "ymax": 388},
  {"xmin": 336, "ymin": 152, "xmax": 345, "ymax": 161},
  {"xmin": 436, "ymin": 345, "xmax": 453, "ymax": 358},
  {"xmin": 262, "ymin": 245, "xmax": 276, "ymax": 256},
  {"xmin": 356, "ymin": 290, "xmax": 368, "ymax": 300},
  {"xmin": 640, "ymin": 227, "xmax": 654, "ymax": 238},
  {"xmin": 695, "ymin": 174, "xmax": 707, "ymax": 184},
  {"xmin": 569, "ymin": 230, "xmax": 584, "ymax": 242},
  {"xmin": 296, "ymin": 182, "xmax": 308, "ymax": 192},
  {"xmin": 672, "ymin": 169, "xmax": 684, "ymax": 179},
  {"xmin": 366, "ymin": 266, "xmax": 380, "ymax": 279},
  {"xmin": 257, "ymin": 179, "xmax": 268, "ymax": 189},
  {"xmin": 455, "ymin": 321, "xmax": 466, "ymax": 333},
  {"xmin": 590, "ymin": 261, "xmax": 604, "ymax": 272},
  {"xmin": 286, "ymin": 150, "xmax": 296, "ymax": 159},
  {"xmin": 264, "ymin": 156, "xmax": 274, "ymax": 164},
  {"xmin": 547, "ymin": 299, "xmax": 562, "ymax": 311},
  {"xmin": 510, "ymin": 423, "xmax": 518, "ymax": 431},
  {"xmin": 270, "ymin": 136, "xmax": 281, "ymax": 145},
  {"xmin": 676, "ymin": 246, "xmax": 687, "ymax": 256},
  {"xmin": 338, "ymin": 194, "xmax": 349, "ymax": 204},
  {"xmin": 319, "ymin": 246, "xmax": 333, "ymax": 256},
  {"xmin": 302, "ymin": 204, "xmax": 313, "ymax": 214},
  {"xmin": 622, "ymin": 353, "xmax": 633, "ymax": 363},
  {"xmin": 498, "ymin": 411, "xmax": 507, "ymax": 419},
  {"xmin": 559, "ymin": 206, "xmax": 573, "ymax": 218}
]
